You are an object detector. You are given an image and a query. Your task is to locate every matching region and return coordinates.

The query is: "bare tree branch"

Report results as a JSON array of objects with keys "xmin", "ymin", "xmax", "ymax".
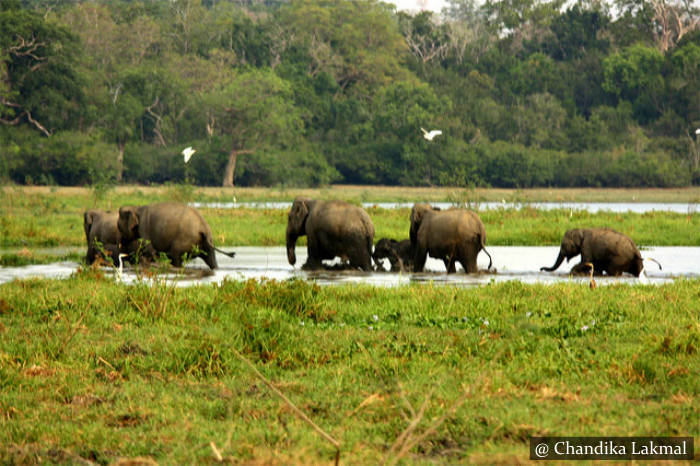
[
  {"xmin": 9, "ymin": 35, "xmax": 47, "ymax": 62},
  {"xmin": 25, "ymin": 110, "xmax": 51, "ymax": 137},
  {"xmin": 145, "ymin": 97, "xmax": 167, "ymax": 147},
  {"xmin": 650, "ymin": 0, "xmax": 700, "ymax": 53}
]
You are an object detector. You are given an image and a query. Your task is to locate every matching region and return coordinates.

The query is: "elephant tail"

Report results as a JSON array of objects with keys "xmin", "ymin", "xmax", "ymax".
[
  {"xmin": 481, "ymin": 247, "xmax": 493, "ymax": 270},
  {"xmin": 644, "ymin": 257, "xmax": 662, "ymax": 270},
  {"xmin": 478, "ymin": 232, "xmax": 492, "ymax": 270},
  {"xmin": 214, "ymin": 246, "xmax": 236, "ymax": 259}
]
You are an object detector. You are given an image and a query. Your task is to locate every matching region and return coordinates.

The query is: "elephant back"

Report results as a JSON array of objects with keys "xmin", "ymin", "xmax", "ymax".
[
  {"xmin": 423, "ymin": 209, "xmax": 482, "ymax": 241},
  {"xmin": 140, "ymin": 202, "xmax": 213, "ymax": 250},
  {"xmin": 309, "ymin": 200, "xmax": 374, "ymax": 237}
]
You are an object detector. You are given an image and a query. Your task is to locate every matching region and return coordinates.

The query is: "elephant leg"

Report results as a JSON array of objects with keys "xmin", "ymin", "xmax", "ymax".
[
  {"xmin": 443, "ymin": 257, "xmax": 457, "ymax": 274},
  {"xmin": 86, "ymin": 247, "xmax": 97, "ymax": 265},
  {"xmin": 413, "ymin": 247, "xmax": 427, "ymax": 273},
  {"xmin": 348, "ymin": 241, "xmax": 373, "ymax": 271},
  {"xmin": 303, "ymin": 240, "xmax": 323, "ymax": 270},
  {"xmin": 170, "ymin": 251, "xmax": 183, "ymax": 268},
  {"xmin": 459, "ymin": 242, "xmax": 479, "ymax": 274}
]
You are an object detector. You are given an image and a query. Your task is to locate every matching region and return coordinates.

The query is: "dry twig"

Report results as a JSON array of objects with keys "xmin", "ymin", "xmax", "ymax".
[{"xmin": 232, "ymin": 348, "xmax": 341, "ymax": 465}]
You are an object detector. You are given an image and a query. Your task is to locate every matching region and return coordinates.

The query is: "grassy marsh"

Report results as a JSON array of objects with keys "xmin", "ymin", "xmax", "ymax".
[{"xmin": 0, "ymin": 274, "xmax": 698, "ymax": 463}]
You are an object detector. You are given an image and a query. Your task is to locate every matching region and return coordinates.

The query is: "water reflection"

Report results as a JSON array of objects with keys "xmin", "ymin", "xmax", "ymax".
[{"xmin": 1, "ymin": 246, "xmax": 698, "ymax": 287}]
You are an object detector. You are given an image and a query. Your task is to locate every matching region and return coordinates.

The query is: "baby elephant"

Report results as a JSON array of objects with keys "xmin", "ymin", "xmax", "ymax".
[
  {"xmin": 372, "ymin": 238, "xmax": 412, "ymax": 272},
  {"xmin": 541, "ymin": 228, "xmax": 651, "ymax": 276},
  {"xmin": 84, "ymin": 209, "xmax": 120, "ymax": 265},
  {"xmin": 118, "ymin": 202, "xmax": 234, "ymax": 269}
]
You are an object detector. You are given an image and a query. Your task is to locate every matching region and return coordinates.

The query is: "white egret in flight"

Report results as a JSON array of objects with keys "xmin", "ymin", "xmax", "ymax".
[
  {"xmin": 421, "ymin": 127, "xmax": 442, "ymax": 141},
  {"xmin": 182, "ymin": 146, "xmax": 196, "ymax": 163}
]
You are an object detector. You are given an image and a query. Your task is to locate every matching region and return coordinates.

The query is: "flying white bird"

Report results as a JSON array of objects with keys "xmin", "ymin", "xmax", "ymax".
[
  {"xmin": 421, "ymin": 127, "xmax": 442, "ymax": 141},
  {"xmin": 182, "ymin": 146, "xmax": 196, "ymax": 163}
]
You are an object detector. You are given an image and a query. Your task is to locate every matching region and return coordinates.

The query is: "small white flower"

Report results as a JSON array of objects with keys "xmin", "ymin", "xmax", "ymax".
[
  {"xmin": 483, "ymin": 319, "xmax": 489, "ymax": 326},
  {"xmin": 368, "ymin": 325, "xmax": 373, "ymax": 331},
  {"xmin": 591, "ymin": 319, "xmax": 596, "ymax": 326},
  {"xmin": 526, "ymin": 312, "xmax": 533, "ymax": 318},
  {"xmin": 462, "ymin": 316, "xmax": 468, "ymax": 322},
  {"xmin": 372, "ymin": 314, "xmax": 379, "ymax": 322},
  {"xmin": 300, "ymin": 321, "xmax": 305, "ymax": 327},
  {"xmin": 581, "ymin": 325, "xmax": 589, "ymax": 331}
]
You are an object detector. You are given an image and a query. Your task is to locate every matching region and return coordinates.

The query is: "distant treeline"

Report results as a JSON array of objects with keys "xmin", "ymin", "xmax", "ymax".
[{"xmin": 1, "ymin": 0, "xmax": 699, "ymax": 187}]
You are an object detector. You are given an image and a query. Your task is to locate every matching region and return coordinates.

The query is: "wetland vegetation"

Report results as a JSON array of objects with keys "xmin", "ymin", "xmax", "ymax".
[{"xmin": 0, "ymin": 273, "xmax": 698, "ymax": 463}]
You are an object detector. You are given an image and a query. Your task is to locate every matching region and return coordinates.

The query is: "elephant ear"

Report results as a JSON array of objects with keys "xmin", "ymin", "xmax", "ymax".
[
  {"xmin": 83, "ymin": 210, "xmax": 95, "ymax": 242},
  {"xmin": 410, "ymin": 204, "xmax": 431, "ymax": 245},
  {"xmin": 289, "ymin": 198, "xmax": 310, "ymax": 233},
  {"xmin": 118, "ymin": 207, "xmax": 140, "ymax": 238},
  {"xmin": 563, "ymin": 228, "xmax": 585, "ymax": 257}
]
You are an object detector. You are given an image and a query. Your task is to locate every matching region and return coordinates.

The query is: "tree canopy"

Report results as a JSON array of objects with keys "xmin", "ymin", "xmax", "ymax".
[{"xmin": 1, "ymin": 0, "xmax": 699, "ymax": 187}]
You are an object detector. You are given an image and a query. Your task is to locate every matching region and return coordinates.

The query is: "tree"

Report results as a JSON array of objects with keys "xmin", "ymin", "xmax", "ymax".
[
  {"xmin": 481, "ymin": 0, "xmax": 565, "ymax": 51},
  {"xmin": 0, "ymin": 1, "xmax": 84, "ymax": 136},
  {"xmin": 648, "ymin": 0, "xmax": 699, "ymax": 53},
  {"xmin": 278, "ymin": 0, "xmax": 410, "ymax": 95},
  {"xmin": 204, "ymin": 69, "xmax": 302, "ymax": 187},
  {"xmin": 603, "ymin": 44, "xmax": 665, "ymax": 120}
]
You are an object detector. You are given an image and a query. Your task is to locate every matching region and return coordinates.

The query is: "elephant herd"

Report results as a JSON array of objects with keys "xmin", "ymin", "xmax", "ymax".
[
  {"xmin": 85, "ymin": 202, "xmax": 235, "ymax": 269},
  {"xmin": 84, "ymin": 197, "xmax": 654, "ymax": 277}
]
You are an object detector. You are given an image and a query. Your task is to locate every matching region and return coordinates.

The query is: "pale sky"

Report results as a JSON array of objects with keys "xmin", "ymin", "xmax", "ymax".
[{"xmin": 390, "ymin": 0, "xmax": 448, "ymax": 13}]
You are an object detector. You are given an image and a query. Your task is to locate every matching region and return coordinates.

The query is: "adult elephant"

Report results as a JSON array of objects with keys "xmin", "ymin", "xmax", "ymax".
[
  {"xmin": 410, "ymin": 204, "xmax": 492, "ymax": 273},
  {"xmin": 117, "ymin": 202, "xmax": 234, "ymax": 269},
  {"xmin": 540, "ymin": 228, "xmax": 650, "ymax": 276},
  {"xmin": 286, "ymin": 197, "xmax": 375, "ymax": 271},
  {"xmin": 84, "ymin": 209, "xmax": 120, "ymax": 265}
]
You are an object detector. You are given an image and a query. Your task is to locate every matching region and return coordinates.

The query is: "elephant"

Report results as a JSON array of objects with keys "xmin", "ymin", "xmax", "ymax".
[
  {"xmin": 372, "ymin": 238, "xmax": 412, "ymax": 272},
  {"xmin": 540, "ymin": 228, "xmax": 649, "ymax": 276},
  {"xmin": 83, "ymin": 209, "xmax": 120, "ymax": 265},
  {"xmin": 117, "ymin": 202, "xmax": 234, "ymax": 269},
  {"xmin": 410, "ymin": 203, "xmax": 492, "ymax": 274},
  {"xmin": 286, "ymin": 197, "xmax": 375, "ymax": 271}
]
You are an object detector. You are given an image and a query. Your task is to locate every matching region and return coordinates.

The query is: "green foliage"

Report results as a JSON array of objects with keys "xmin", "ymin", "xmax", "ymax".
[
  {"xmin": 0, "ymin": 0, "xmax": 698, "ymax": 188},
  {"xmin": 6, "ymin": 131, "xmax": 119, "ymax": 185}
]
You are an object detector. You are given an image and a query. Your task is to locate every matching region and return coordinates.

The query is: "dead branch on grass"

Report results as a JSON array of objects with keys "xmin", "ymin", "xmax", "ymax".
[
  {"xmin": 232, "ymin": 348, "xmax": 341, "ymax": 465},
  {"xmin": 383, "ymin": 384, "xmax": 472, "ymax": 466}
]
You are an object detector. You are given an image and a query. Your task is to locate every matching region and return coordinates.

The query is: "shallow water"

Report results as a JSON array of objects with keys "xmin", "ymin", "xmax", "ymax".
[
  {"xmin": 1, "ymin": 246, "xmax": 698, "ymax": 287},
  {"xmin": 192, "ymin": 201, "xmax": 699, "ymax": 214}
]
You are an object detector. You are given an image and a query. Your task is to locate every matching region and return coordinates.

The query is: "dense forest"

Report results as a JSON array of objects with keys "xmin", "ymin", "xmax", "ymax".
[{"xmin": 1, "ymin": 0, "xmax": 699, "ymax": 187}]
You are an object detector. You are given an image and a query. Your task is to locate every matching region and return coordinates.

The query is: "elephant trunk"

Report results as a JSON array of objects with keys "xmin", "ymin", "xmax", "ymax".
[
  {"xmin": 541, "ymin": 251, "xmax": 565, "ymax": 272},
  {"xmin": 286, "ymin": 230, "xmax": 298, "ymax": 266}
]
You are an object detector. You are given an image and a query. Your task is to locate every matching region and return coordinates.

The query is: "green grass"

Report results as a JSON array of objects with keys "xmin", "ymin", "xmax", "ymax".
[{"xmin": 0, "ymin": 273, "xmax": 697, "ymax": 463}]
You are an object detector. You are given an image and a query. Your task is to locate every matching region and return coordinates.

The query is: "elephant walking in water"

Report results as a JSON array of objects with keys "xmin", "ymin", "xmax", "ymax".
[
  {"xmin": 286, "ymin": 197, "xmax": 375, "ymax": 271},
  {"xmin": 410, "ymin": 204, "xmax": 492, "ymax": 274},
  {"xmin": 117, "ymin": 202, "xmax": 234, "ymax": 269},
  {"xmin": 84, "ymin": 209, "xmax": 120, "ymax": 265},
  {"xmin": 540, "ymin": 228, "xmax": 656, "ymax": 276}
]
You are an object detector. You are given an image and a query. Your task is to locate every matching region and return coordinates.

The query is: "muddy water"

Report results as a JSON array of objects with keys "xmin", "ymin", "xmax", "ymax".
[
  {"xmin": 1, "ymin": 246, "xmax": 698, "ymax": 287},
  {"xmin": 192, "ymin": 201, "xmax": 699, "ymax": 214}
]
